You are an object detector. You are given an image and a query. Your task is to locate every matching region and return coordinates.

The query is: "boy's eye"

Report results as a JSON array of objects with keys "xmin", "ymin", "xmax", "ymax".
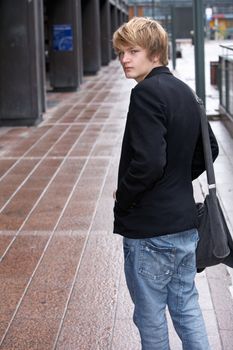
[{"xmin": 131, "ymin": 49, "xmax": 139, "ymax": 54}]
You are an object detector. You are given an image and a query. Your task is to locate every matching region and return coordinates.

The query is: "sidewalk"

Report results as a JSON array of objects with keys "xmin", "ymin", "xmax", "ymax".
[
  {"xmin": 174, "ymin": 40, "xmax": 233, "ymax": 350},
  {"xmin": 0, "ymin": 41, "xmax": 233, "ymax": 349}
]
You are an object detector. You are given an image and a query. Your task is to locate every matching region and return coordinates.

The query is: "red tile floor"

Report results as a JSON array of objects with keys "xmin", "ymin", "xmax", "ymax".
[{"xmin": 0, "ymin": 63, "xmax": 140, "ymax": 350}]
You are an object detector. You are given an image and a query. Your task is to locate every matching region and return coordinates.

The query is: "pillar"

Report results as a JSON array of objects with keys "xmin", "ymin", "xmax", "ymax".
[
  {"xmin": 193, "ymin": 0, "xmax": 206, "ymax": 105},
  {"xmin": 171, "ymin": 5, "xmax": 177, "ymax": 70},
  {"xmin": 0, "ymin": 0, "xmax": 45, "ymax": 126},
  {"xmin": 100, "ymin": 0, "xmax": 111, "ymax": 66},
  {"xmin": 81, "ymin": 0, "xmax": 101, "ymax": 74},
  {"xmin": 110, "ymin": 4, "xmax": 118, "ymax": 59},
  {"xmin": 38, "ymin": 0, "xmax": 46, "ymax": 112},
  {"xmin": 48, "ymin": 0, "xmax": 82, "ymax": 91},
  {"xmin": 117, "ymin": 9, "xmax": 123, "ymax": 26}
]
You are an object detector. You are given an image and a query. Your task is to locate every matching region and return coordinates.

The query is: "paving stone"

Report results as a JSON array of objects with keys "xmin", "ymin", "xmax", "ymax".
[{"xmin": 55, "ymin": 232, "xmax": 123, "ymax": 350}]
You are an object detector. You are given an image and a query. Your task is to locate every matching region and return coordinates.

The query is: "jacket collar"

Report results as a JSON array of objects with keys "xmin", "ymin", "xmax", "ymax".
[{"xmin": 145, "ymin": 66, "xmax": 172, "ymax": 80}]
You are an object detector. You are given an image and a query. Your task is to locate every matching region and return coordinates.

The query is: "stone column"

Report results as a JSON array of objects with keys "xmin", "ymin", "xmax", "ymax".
[
  {"xmin": 48, "ymin": 0, "xmax": 82, "ymax": 90},
  {"xmin": 0, "ymin": 0, "xmax": 45, "ymax": 126},
  {"xmin": 117, "ymin": 8, "xmax": 123, "ymax": 26},
  {"xmin": 100, "ymin": 0, "xmax": 111, "ymax": 66},
  {"xmin": 110, "ymin": 4, "xmax": 118, "ymax": 59},
  {"xmin": 81, "ymin": 0, "xmax": 101, "ymax": 74}
]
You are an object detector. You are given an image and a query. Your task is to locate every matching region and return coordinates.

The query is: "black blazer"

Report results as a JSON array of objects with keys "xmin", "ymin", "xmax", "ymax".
[{"xmin": 114, "ymin": 66, "xmax": 219, "ymax": 238}]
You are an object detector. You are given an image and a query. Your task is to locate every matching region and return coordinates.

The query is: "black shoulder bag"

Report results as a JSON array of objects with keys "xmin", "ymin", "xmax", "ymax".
[{"xmin": 195, "ymin": 97, "xmax": 233, "ymax": 271}]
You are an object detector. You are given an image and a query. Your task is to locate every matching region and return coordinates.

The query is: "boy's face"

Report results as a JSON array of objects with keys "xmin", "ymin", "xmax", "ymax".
[{"xmin": 118, "ymin": 46, "xmax": 161, "ymax": 82}]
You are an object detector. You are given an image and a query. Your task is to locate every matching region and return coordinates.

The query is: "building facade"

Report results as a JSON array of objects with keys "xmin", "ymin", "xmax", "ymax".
[
  {"xmin": 0, "ymin": 0, "xmax": 128, "ymax": 126},
  {"xmin": 128, "ymin": 0, "xmax": 233, "ymax": 39}
]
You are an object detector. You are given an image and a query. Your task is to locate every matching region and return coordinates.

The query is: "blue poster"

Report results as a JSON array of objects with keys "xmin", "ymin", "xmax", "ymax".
[{"xmin": 53, "ymin": 24, "xmax": 73, "ymax": 51}]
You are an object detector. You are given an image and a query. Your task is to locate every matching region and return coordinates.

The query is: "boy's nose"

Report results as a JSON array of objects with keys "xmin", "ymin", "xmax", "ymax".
[{"xmin": 121, "ymin": 53, "xmax": 130, "ymax": 63}]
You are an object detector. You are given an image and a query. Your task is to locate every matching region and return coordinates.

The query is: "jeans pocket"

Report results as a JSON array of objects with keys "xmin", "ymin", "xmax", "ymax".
[
  {"xmin": 138, "ymin": 240, "xmax": 176, "ymax": 280},
  {"xmin": 123, "ymin": 238, "xmax": 132, "ymax": 263},
  {"xmin": 181, "ymin": 230, "xmax": 199, "ymax": 271},
  {"xmin": 181, "ymin": 251, "xmax": 196, "ymax": 270}
]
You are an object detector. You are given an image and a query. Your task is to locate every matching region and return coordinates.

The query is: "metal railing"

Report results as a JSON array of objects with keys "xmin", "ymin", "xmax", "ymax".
[{"xmin": 219, "ymin": 44, "xmax": 233, "ymax": 121}]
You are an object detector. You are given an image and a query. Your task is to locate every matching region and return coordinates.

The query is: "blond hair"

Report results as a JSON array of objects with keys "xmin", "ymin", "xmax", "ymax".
[{"xmin": 112, "ymin": 17, "xmax": 168, "ymax": 66}]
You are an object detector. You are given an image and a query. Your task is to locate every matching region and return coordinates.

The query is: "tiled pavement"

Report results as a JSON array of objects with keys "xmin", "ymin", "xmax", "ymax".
[{"xmin": 0, "ymin": 41, "xmax": 233, "ymax": 349}]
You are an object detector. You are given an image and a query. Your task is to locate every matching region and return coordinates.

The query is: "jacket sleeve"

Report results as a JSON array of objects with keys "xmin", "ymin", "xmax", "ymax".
[
  {"xmin": 116, "ymin": 85, "xmax": 167, "ymax": 211},
  {"xmin": 191, "ymin": 122, "xmax": 219, "ymax": 180}
]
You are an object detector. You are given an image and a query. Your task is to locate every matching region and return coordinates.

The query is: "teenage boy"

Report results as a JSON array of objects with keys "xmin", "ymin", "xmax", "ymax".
[{"xmin": 113, "ymin": 17, "xmax": 218, "ymax": 350}]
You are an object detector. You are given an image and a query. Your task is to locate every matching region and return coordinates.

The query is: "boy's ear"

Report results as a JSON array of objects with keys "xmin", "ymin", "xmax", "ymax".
[
  {"xmin": 152, "ymin": 55, "xmax": 162, "ymax": 66},
  {"xmin": 152, "ymin": 55, "xmax": 160, "ymax": 63}
]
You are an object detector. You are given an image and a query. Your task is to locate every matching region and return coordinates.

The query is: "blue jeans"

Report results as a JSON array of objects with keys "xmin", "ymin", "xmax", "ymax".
[{"xmin": 123, "ymin": 229, "xmax": 210, "ymax": 350}]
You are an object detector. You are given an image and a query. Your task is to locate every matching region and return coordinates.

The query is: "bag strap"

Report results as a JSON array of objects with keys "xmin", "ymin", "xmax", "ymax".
[{"xmin": 192, "ymin": 94, "xmax": 216, "ymax": 193}]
